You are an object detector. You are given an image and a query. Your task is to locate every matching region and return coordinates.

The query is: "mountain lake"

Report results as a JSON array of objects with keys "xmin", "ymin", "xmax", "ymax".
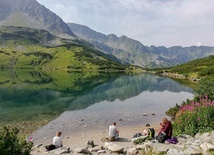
[{"xmin": 0, "ymin": 70, "xmax": 194, "ymax": 139}]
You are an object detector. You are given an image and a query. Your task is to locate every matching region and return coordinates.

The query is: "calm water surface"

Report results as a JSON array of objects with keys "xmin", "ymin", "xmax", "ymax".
[{"xmin": 0, "ymin": 70, "xmax": 193, "ymax": 139}]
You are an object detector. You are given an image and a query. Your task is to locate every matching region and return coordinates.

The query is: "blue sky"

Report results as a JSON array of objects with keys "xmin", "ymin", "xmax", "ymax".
[{"xmin": 37, "ymin": 0, "xmax": 214, "ymax": 47}]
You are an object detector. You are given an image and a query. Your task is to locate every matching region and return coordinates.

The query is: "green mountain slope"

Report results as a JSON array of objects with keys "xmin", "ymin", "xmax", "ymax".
[
  {"xmin": 0, "ymin": 26, "xmax": 141, "ymax": 72},
  {"xmin": 163, "ymin": 55, "xmax": 214, "ymax": 78}
]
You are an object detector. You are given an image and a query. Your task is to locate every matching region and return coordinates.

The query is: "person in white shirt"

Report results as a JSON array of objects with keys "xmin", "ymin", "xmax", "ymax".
[
  {"xmin": 53, "ymin": 131, "xmax": 63, "ymax": 148},
  {"xmin": 109, "ymin": 122, "xmax": 119, "ymax": 141},
  {"xmin": 45, "ymin": 131, "xmax": 63, "ymax": 151}
]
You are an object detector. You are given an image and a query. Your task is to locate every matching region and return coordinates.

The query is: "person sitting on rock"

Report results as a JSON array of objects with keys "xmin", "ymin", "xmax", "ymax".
[
  {"xmin": 109, "ymin": 122, "xmax": 119, "ymax": 141},
  {"xmin": 45, "ymin": 131, "xmax": 63, "ymax": 151},
  {"xmin": 160, "ymin": 118, "xmax": 172, "ymax": 140},
  {"xmin": 156, "ymin": 118, "xmax": 172, "ymax": 142},
  {"xmin": 144, "ymin": 124, "xmax": 155, "ymax": 140},
  {"xmin": 53, "ymin": 131, "xmax": 63, "ymax": 148}
]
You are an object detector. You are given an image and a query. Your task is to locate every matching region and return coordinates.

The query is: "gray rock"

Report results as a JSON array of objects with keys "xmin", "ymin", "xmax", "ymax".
[
  {"xmin": 152, "ymin": 143, "xmax": 175, "ymax": 153},
  {"xmin": 205, "ymin": 142, "xmax": 214, "ymax": 151},
  {"xmin": 194, "ymin": 140, "xmax": 203, "ymax": 144},
  {"xmin": 97, "ymin": 150, "xmax": 106, "ymax": 154},
  {"xmin": 200, "ymin": 143, "xmax": 209, "ymax": 152},
  {"xmin": 195, "ymin": 133, "xmax": 201, "ymax": 139},
  {"xmin": 174, "ymin": 144, "xmax": 185, "ymax": 150},
  {"xmin": 127, "ymin": 147, "xmax": 138, "ymax": 155},
  {"xmin": 36, "ymin": 144, "xmax": 43, "ymax": 148},
  {"xmin": 50, "ymin": 147, "xmax": 71, "ymax": 154},
  {"xmin": 86, "ymin": 140, "xmax": 95, "ymax": 148},
  {"xmin": 183, "ymin": 147, "xmax": 202, "ymax": 155},
  {"xmin": 108, "ymin": 143, "xmax": 124, "ymax": 153},
  {"xmin": 177, "ymin": 137, "xmax": 187, "ymax": 143},
  {"xmin": 167, "ymin": 149, "xmax": 183, "ymax": 155},
  {"xmin": 191, "ymin": 145, "xmax": 201, "ymax": 151},
  {"xmin": 75, "ymin": 148, "xmax": 91, "ymax": 154},
  {"xmin": 88, "ymin": 146, "xmax": 102, "ymax": 152},
  {"xmin": 202, "ymin": 137, "xmax": 212, "ymax": 143},
  {"xmin": 200, "ymin": 132, "xmax": 210, "ymax": 139},
  {"xmin": 103, "ymin": 142, "xmax": 113, "ymax": 149}
]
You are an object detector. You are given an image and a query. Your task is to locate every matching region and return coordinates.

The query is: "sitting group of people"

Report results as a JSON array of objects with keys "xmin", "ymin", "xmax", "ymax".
[
  {"xmin": 108, "ymin": 118, "xmax": 173, "ymax": 143},
  {"xmin": 45, "ymin": 118, "xmax": 172, "ymax": 151}
]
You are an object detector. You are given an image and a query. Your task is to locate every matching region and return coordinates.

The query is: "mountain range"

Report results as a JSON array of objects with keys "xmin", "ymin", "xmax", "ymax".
[
  {"xmin": 0, "ymin": 0, "xmax": 214, "ymax": 68},
  {"xmin": 68, "ymin": 23, "xmax": 214, "ymax": 68}
]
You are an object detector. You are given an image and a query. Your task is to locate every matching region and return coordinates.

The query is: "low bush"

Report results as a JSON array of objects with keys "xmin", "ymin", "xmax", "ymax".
[{"xmin": 0, "ymin": 127, "xmax": 33, "ymax": 155}]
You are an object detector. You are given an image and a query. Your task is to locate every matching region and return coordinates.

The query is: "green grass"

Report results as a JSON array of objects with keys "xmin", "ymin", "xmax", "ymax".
[
  {"xmin": 166, "ymin": 55, "xmax": 214, "ymax": 78},
  {"xmin": 0, "ymin": 26, "xmax": 141, "ymax": 72}
]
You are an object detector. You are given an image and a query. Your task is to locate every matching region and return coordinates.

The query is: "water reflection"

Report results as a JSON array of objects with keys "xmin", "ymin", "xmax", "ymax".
[{"xmin": 0, "ymin": 70, "xmax": 193, "ymax": 123}]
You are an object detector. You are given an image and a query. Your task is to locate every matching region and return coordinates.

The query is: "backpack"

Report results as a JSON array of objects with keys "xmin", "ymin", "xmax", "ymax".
[
  {"xmin": 133, "ymin": 132, "xmax": 142, "ymax": 138},
  {"xmin": 166, "ymin": 137, "xmax": 178, "ymax": 144},
  {"xmin": 148, "ymin": 128, "xmax": 155, "ymax": 138},
  {"xmin": 156, "ymin": 132, "xmax": 166, "ymax": 143}
]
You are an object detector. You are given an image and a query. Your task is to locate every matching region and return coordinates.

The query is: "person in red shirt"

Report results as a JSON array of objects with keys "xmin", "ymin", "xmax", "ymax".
[{"xmin": 159, "ymin": 118, "xmax": 172, "ymax": 140}]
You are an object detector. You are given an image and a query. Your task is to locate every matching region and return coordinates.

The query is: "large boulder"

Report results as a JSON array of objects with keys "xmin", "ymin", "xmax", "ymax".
[{"xmin": 107, "ymin": 143, "xmax": 124, "ymax": 153}]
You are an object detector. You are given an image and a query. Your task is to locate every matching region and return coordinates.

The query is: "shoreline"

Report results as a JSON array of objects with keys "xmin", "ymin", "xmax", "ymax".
[{"xmin": 32, "ymin": 120, "xmax": 161, "ymax": 151}]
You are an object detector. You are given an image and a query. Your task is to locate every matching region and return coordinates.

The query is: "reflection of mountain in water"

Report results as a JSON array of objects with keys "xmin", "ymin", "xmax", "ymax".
[
  {"xmin": 0, "ymin": 70, "xmax": 193, "ymax": 122},
  {"xmin": 68, "ymin": 73, "xmax": 193, "ymax": 110}
]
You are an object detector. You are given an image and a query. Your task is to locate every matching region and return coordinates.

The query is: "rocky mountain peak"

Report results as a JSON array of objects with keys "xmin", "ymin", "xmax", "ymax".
[{"xmin": 0, "ymin": 0, "xmax": 76, "ymax": 38}]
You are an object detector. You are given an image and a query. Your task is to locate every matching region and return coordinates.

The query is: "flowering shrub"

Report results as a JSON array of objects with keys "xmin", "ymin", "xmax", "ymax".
[{"xmin": 173, "ymin": 97, "xmax": 214, "ymax": 136}]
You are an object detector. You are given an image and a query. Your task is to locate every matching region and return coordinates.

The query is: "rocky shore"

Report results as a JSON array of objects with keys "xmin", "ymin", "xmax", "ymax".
[{"xmin": 31, "ymin": 127, "xmax": 214, "ymax": 155}]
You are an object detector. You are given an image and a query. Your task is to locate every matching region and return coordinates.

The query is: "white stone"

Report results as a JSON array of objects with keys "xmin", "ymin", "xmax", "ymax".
[
  {"xmin": 75, "ymin": 148, "xmax": 91, "ymax": 154},
  {"xmin": 167, "ymin": 149, "xmax": 183, "ymax": 155},
  {"xmin": 183, "ymin": 147, "xmax": 202, "ymax": 155},
  {"xmin": 200, "ymin": 143, "xmax": 209, "ymax": 152},
  {"xmin": 194, "ymin": 139, "xmax": 202, "ymax": 144},
  {"xmin": 152, "ymin": 143, "xmax": 175, "ymax": 153},
  {"xmin": 206, "ymin": 142, "xmax": 214, "ymax": 151},
  {"xmin": 97, "ymin": 150, "xmax": 106, "ymax": 153},
  {"xmin": 51, "ymin": 147, "xmax": 71, "ymax": 154},
  {"xmin": 88, "ymin": 146, "xmax": 102, "ymax": 152},
  {"xmin": 195, "ymin": 133, "xmax": 201, "ymax": 139},
  {"xmin": 174, "ymin": 144, "xmax": 185, "ymax": 149},
  {"xmin": 127, "ymin": 147, "xmax": 138, "ymax": 155},
  {"xmin": 191, "ymin": 145, "xmax": 201, "ymax": 151},
  {"xmin": 202, "ymin": 137, "xmax": 212, "ymax": 143},
  {"xmin": 200, "ymin": 132, "xmax": 210, "ymax": 139},
  {"xmin": 108, "ymin": 143, "xmax": 124, "ymax": 152},
  {"xmin": 103, "ymin": 142, "xmax": 113, "ymax": 149},
  {"xmin": 177, "ymin": 137, "xmax": 187, "ymax": 143}
]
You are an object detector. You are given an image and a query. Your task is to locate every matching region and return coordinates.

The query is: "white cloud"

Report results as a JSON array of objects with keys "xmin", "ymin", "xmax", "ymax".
[{"xmin": 36, "ymin": 0, "xmax": 214, "ymax": 47}]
